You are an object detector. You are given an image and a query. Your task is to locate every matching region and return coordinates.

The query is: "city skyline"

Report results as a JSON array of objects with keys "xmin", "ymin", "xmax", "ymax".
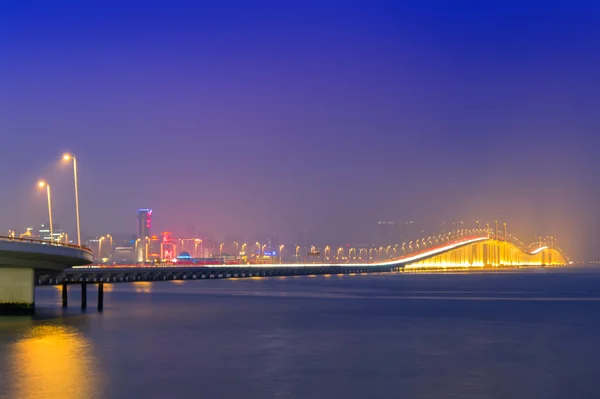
[
  {"xmin": 2, "ymin": 1, "xmax": 599, "ymax": 260},
  {"xmin": 7, "ymin": 210, "xmax": 563, "ymax": 264}
]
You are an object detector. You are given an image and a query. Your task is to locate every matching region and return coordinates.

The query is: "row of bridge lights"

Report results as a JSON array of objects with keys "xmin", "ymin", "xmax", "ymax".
[
  {"xmin": 259, "ymin": 225, "xmax": 527, "ymax": 263},
  {"xmin": 187, "ymin": 224, "xmax": 541, "ymax": 264},
  {"xmin": 287, "ymin": 223, "xmax": 555, "ymax": 264},
  {"xmin": 37, "ymin": 154, "xmax": 81, "ymax": 246},
  {"xmin": 319, "ymin": 229, "xmax": 482, "ymax": 263}
]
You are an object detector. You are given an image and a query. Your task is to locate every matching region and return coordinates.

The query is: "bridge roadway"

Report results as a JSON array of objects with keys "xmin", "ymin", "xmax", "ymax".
[
  {"xmin": 0, "ymin": 236, "xmax": 93, "ymax": 314},
  {"xmin": 38, "ymin": 234, "xmax": 571, "ymax": 289},
  {"xmin": 38, "ymin": 236, "xmax": 491, "ymax": 286}
]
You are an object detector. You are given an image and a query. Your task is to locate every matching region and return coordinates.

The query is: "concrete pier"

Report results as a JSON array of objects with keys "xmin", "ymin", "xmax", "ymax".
[
  {"xmin": 0, "ymin": 237, "xmax": 93, "ymax": 315},
  {"xmin": 81, "ymin": 282, "xmax": 87, "ymax": 310},
  {"xmin": 98, "ymin": 283, "xmax": 104, "ymax": 312},
  {"xmin": 0, "ymin": 268, "xmax": 35, "ymax": 315},
  {"xmin": 62, "ymin": 283, "xmax": 68, "ymax": 308}
]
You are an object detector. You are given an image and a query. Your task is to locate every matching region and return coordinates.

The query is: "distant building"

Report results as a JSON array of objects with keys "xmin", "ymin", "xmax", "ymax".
[
  {"xmin": 160, "ymin": 232, "xmax": 177, "ymax": 261},
  {"xmin": 136, "ymin": 209, "xmax": 152, "ymax": 262},
  {"xmin": 137, "ymin": 209, "xmax": 152, "ymax": 239},
  {"xmin": 38, "ymin": 223, "xmax": 64, "ymax": 242},
  {"xmin": 112, "ymin": 247, "xmax": 135, "ymax": 264}
]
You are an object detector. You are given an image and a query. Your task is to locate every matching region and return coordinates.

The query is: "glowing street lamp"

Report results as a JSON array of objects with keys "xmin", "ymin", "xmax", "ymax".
[
  {"xmin": 134, "ymin": 238, "xmax": 141, "ymax": 258},
  {"xmin": 62, "ymin": 153, "xmax": 81, "ymax": 246},
  {"xmin": 98, "ymin": 236, "xmax": 105, "ymax": 260},
  {"xmin": 37, "ymin": 181, "xmax": 54, "ymax": 242},
  {"xmin": 194, "ymin": 239, "xmax": 203, "ymax": 258},
  {"xmin": 349, "ymin": 248, "xmax": 356, "ymax": 260}
]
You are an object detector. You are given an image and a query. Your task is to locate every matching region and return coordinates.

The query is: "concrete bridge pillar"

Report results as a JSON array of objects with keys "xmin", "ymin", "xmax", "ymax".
[{"xmin": 0, "ymin": 267, "xmax": 35, "ymax": 315}]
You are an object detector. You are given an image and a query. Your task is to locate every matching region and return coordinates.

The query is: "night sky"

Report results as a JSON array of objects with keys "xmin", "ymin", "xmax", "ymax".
[{"xmin": 1, "ymin": 1, "xmax": 599, "ymax": 260}]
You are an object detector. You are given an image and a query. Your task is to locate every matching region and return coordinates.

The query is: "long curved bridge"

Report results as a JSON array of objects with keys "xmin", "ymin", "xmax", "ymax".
[
  {"xmin": 41, "ymin": 231, "xmax": 568, "ymax": 286},
  {"xmin": 0, "ymin": 230, "xmax": 568, "ymax": 314}
]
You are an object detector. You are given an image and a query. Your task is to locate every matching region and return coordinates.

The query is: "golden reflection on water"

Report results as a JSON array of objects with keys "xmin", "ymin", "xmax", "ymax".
[
  {"xmin": 132, "ymin": 281, "xmax": 153, "ymax": 287},
  {"xmin": 105, "ymin": 284, "xmax": 114, "ymax": 292},
  {"xmin": 8, "ymin": 324, "xmax": 99, "ymax": 399},
  {"xmin": 133, "ymin": 281, "xmax": 153, "ymax": 293}
]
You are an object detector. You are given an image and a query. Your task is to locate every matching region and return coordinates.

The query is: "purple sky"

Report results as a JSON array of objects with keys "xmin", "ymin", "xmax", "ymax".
[{"xmin": 1, "ymin": 1, "xmax": 599, "ymax": 259}]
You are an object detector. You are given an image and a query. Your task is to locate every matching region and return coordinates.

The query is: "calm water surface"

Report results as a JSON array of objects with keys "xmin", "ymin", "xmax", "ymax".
[{"xmin": 1, "ymin": 267, "xmax": 600, "ymax": 399}]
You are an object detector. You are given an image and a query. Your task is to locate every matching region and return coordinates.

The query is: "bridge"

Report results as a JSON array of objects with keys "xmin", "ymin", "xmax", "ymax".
[
  {"xmin": 33, "ymin": 230, "xmax": 568, "ymax": 310},
  {"xmin": 0, "ymin": 236, "xmax": 93, "ymax": 314},
  {"xmin": 0, "ymin": 229, "xmax": 568, "ymax": 314}
]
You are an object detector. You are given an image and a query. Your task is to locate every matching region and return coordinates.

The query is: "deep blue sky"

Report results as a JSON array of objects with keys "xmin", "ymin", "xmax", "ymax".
[{"xmin": 1, "ymin": 1, "xmax": 599, "ymax": 259}]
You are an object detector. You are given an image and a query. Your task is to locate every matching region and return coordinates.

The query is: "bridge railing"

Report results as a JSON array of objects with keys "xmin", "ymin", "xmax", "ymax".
[{"xmin": 0, "ymin": 235, "xmax": 92, "ymax": 253}]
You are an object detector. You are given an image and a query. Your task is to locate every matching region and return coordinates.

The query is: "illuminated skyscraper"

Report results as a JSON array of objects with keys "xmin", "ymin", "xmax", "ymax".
[
  {"xmin": 137, "ymin": 209, "xmax": 152, "ymax": 239},
  {"xmin": 136, "ymin": 209, "xmax": 152, "ymax": 263}
]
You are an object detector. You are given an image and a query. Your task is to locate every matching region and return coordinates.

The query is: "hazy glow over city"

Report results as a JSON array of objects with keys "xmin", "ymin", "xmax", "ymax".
[{"xmin": 1, "ymin": 1, "xmax": 599, "ymax": 260}]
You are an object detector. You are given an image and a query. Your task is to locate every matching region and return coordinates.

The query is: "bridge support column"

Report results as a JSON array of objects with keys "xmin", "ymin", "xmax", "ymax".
[
  {"xmin": 0, "ymin": 267, "xmax": 35, "ymax": 315},
  {"xmin": 98, "ymin": 283, "xmax": 104, "ymax": 312},
  {"xmin": 81, "ymin": 282, "xmax": 87, "ymax": 310},
  {"xmin": 62, "ymin": 283, "xmax": 68, "ymax": 308}
]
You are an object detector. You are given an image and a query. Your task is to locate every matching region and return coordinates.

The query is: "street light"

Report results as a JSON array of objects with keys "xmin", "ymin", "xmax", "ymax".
[
  {"xmin": 337, "ymin": 247, "xmax": 344, "ymax": 261},
  {"xmin": 194, "ymin": 239, "xmax": 203, "ymax": 258},
  {"xmin": 37, "ymin": 181, "xmax": 54, "ymax": 242},
  {"xmin": 135, "ymin": 238, "xmax": 141, "ymax": 261},
  {"xmin": 62, "ymin": 153, "xmax": 81, "ymax": 246},
  {"xmin": 98, "ymin": 236, "xmax": 105, "ymax": 260}
]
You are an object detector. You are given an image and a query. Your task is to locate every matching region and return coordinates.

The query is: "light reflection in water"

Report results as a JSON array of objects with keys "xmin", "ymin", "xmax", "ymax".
[
  {"xmin": 132, "ymin": 281, "xmax": 153, "ymax": 293},
  {"xmin": 8, "ymin": 324, "xmax": 100, "ymax": 399}
]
